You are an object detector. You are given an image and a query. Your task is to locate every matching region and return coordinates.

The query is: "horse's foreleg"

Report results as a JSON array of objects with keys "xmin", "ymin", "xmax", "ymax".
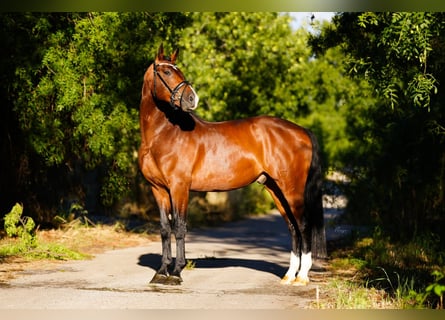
[
  {"xmin": 167, "ymin": 186, "xmax": 189, "ymax": 285},
  {"xmin": 163, "ymin": 216, "xmax": 186, "ymax": 285},
  {"xmin": 150, "ymin": 188, "xmax": 173, "ymax": 284},
  {"xmin": 171, "ymin": 215, "xmax": 187, "ymax": 279},
  {"xmin": 159, "ymin": 207, "xmax": 173, "ymax": 273}
]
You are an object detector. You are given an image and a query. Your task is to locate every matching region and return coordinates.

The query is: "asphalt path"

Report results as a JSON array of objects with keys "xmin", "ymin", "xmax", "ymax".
[{"xmin": 0, "ymin": 209, "xmax": 343, "ymax": 309}]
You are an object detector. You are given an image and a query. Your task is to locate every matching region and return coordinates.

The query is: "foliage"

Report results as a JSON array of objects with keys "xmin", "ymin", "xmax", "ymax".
[
  {"xmin": 3, "ymin": 203, "xmax": 36, "ymax": 249},
  {"xmin": 1, "ymin": 12, "xmax": 367, "ymax": 222},
  {"xmin": 332, "ymin": 226, "xmax": 445, "ymax": 308},
  {"xmin": 311, "ymin": 12, "xmax": 445, "ymax": 240},
  {"xmin": 180, "ymin": 12, "xmax": 307, "ymax": 121},
  {"xmin": 424, "ymin": 270, "xmax": 445, "ymax": 309},
  {"xmin": 232, "ymin": 184, "xmax": 275, "ymax": 217},
  {"xmin": 187, "ymin": 184, "xmax": 275, "ymax": 228},
  {"xmin": 1, "ymin": 203, "xmax": 84, "ymax": 260},
  {"xmin": 179, "ymin": 12, "xmax": 371, "ymax": 168},
  {"xmin": 6, "ymin": 12, "xmax": 443, "ymax": 246},
  {"xmin": 319, "ymin": 278, "xmax": 395, "ymax": 309},
  {"xmin": 52, "ymin": 201, "xmax": 91, "ymax": 227},
  {"xmin": 185, "ymin": 259, "xmax": 196, "ymax": 270},
  {"xmin": 0, "ymin": 13, "xmax": 191, "ymax": 220}
]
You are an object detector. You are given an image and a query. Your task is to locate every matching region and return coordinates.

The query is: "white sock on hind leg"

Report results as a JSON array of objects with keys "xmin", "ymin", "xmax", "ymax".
[
  {"xmin": 294, "ymin": 252, "xmax": 312, "ymax": 285},
  {"xmin": 281, "ymin": 250, "xmax": 300, "ymax": 284}
]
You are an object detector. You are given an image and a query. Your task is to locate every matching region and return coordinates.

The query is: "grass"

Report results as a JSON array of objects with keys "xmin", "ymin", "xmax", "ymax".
[
  {"xmin": 0, "ymin": 203, "xmax": 85, "ymax": 261},
  {"xmin": 0, "ymin": 237, "xmax": 86, "ymax": 261},
  {"xmin": 0, "ymin": 221, "xmax": 151, "ymax": 260},
  {"xmin": 185, "ymin": 259, "xmax": 196, "ymax": 270},
  {"xmin": 319, "ymin": 278, "xmax": 395, "ymax": 309},
  {"xmin": 316, "ymin": 257, "xmax": 428, "ymax": 309},
  {"xmin": 320, "ymin": 226, "xmax": 445, "ymax": 309}
]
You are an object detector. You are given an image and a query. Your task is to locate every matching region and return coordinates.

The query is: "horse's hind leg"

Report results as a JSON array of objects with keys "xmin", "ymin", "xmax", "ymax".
[
  {"xmin": 280, "ymin": 220, "xmax": 301, "ymax": 285},
  {"xmin": 264, "ymin": 184, "xmax": 301, "ymax": 284},
  {"xmin": 293, "ymin": 214, "xmax": 312, "ymax": 286},
  {"xmin": 283, "ymin": 205, "xmax": 312, "ymax": 286},
  {"xmin": 265, "ymin": 180, "xmax": 312, "ymax": 286}
]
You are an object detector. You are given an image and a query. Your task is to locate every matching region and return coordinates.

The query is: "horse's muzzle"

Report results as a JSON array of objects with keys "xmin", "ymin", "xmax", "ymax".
[{"xmin": 176, "ymin": 84, "xmax": 199, "ymax": 112}]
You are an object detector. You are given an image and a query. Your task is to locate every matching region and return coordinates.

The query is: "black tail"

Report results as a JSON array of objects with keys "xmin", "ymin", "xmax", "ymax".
[{"xmin": 304, "ymin": 129, "xmax": 327, "ymax": 259}]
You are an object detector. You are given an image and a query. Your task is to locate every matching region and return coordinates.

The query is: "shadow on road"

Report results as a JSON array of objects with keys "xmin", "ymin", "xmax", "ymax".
[
  {"xmin": 138, "ymin": 253, "xmax": 287, "ymax": 278},
  {"xmin": 137, "ymin": 212, "xmax": 292, "ymax": 279}
]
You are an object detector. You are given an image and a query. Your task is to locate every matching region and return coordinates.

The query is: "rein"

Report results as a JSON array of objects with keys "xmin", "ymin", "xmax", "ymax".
[{"xmin": 153, "ymin": 62, "xmax": 191, "ymax": 110}]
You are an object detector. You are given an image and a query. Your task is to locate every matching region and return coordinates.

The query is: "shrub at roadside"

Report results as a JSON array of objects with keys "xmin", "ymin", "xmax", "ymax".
[
  {"xmin": 327, "ymin": 226, "xmax": 445, "ymax": 309},
  {"xmin": 1, "ymin": 203, "xmax": 85, "ymax": 260}
]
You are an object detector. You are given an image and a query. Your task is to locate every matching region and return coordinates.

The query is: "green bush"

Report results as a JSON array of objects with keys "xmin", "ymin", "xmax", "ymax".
[
  {"xmin": 424, "ymin": 270, "xmax": 445, "ymax": 309},
  {"xmin": 1, "ymin": 203, "xmax": 85, "ymax": 260},
  {"xmin": 346, "ymin": 226, "xmax": 445, "ymax": 308},
  {"xmin": 3, "ymin": 203, "xmax": 37, "ymax": 249}
]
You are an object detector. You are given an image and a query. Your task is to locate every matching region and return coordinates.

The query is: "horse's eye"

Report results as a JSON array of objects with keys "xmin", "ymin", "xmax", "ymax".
[{"xmin": 164, "ymin": 70, "xmax": 172, "ymax": 76}]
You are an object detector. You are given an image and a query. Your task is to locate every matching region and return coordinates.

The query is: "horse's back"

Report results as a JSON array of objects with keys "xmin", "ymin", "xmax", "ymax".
[
  {"xmin": 188, "ymin": 115, "xmax": 313, "ymax": 191},
  {"xmin": 226, "ymin": 115, "xmax": 313, "ymax": 160},
  {"xmin": 196, "ymin": 115, "xmax": 311, "ymax": 146}
]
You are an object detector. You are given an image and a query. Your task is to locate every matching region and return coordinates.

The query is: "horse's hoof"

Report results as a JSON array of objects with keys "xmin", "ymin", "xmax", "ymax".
[
  {"xmin": 292, "ymin": 276, "xmax": 309, "ymax": 286},
  {"xmin": 280, "ymin": 275, "xmax": 294, "ymax": 285},
  {"xmin": 164, "ymin": 275, "xmax": 183, "ymax": 285},
  {"xmin": 150, "ymin": 273, "xmax": 169, "ymax": 284}
]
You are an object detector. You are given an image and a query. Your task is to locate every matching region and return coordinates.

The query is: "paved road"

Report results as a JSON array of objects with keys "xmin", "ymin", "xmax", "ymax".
[{"xmin": 0, "ymin": 210, "xmax": 340, "ymax": 309}]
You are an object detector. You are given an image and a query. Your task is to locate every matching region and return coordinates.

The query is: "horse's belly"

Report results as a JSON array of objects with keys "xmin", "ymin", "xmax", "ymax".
[{"xmin": 190, "ymin": 169, "xmax": 258, "ymax": 192}]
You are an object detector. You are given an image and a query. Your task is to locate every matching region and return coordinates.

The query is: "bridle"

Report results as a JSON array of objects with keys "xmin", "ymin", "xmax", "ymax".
[{"xmin": 153, "ymin": 62, "xmax": 191, "ymax": 110}]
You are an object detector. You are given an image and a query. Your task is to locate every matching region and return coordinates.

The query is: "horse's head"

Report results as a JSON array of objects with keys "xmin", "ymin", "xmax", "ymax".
[{"xmin": 149, "ymin": 44, "xmax": 199, "ymax": 112}]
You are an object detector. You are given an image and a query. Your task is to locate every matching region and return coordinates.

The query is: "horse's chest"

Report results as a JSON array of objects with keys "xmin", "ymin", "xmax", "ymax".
[
  {"xmin": 141, "ymin": 145, "xmax": 187, "ymax": 186},
  {"xmin": 140, "ymin": 148, "xmax": 168, "ymax": 185}
]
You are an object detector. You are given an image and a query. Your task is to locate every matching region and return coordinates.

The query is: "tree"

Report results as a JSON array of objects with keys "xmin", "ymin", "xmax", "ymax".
[
  {"xmin": 311, "ymin": 12, "xmax": 445, "ymax": 239},
  {"xmin": 179, "ymin": 12, "xmax": 370, "ymax": 168},
  {"xmin": 179, "ymin": 12, "xmax": 307, "ymax": 121},
  {"xmin": 1, "ymin": 12, "xmax": 372, "ymax": 225},
  {"xmin": 1, "ymin": 12, "xmax": 191, "ymax": 221}
]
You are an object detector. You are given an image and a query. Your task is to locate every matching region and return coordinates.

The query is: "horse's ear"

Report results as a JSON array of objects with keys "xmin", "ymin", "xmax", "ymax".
[
  {"xmin": 157, "ymin": 43, "xmax": 164, "ymax": 61},
  {"xmin": 171, "ymin": 48, "xmax": 179, "ymax": 63}
]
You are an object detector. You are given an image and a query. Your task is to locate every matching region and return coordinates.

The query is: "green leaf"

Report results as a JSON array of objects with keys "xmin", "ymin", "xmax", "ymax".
[{"xmin": 433, "ymin": 285, "xmax": 445, "ymax": 297}]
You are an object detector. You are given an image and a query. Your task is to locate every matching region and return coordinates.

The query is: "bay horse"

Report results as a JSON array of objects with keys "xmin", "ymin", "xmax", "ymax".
[{"xmin": 138, "ymin": 44, "xmax": 326, "ymax": 286}]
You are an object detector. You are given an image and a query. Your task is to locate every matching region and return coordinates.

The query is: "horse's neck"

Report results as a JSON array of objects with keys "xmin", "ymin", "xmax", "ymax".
[
  {"xmin": 140, "ymin": 77, "xmax": 165, "ymax": 118},
  {"xmin": 139, "ymin": 89, "xmax": 167, "ymax": 141},
  {"xmin": 140, "ymin": 91, "xmax": 154, "ymax": 116}
]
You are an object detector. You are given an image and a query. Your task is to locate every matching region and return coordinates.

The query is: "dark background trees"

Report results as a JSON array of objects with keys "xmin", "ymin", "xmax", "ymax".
[
  {"xmin": 0, "ymin": 13, "xmax": 192, "ymax": 221},
  {"xmin": 310, "ymin": 12, "xmax": 445, "ymax": 241},
  {"xmin": 1, "ymin": 12, "xmax": 444, "ymax": 249}
]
